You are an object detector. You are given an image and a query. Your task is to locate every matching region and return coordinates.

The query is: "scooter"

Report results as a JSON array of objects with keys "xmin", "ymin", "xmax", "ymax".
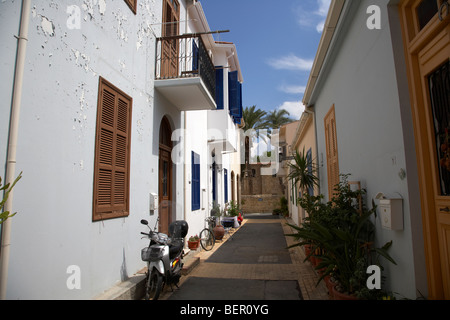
[{"xmin": 140, "ymin": 218, "xmax": 188, "ymax": 300}]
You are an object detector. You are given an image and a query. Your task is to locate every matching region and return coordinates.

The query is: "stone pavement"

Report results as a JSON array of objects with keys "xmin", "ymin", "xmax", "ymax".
[{"xmin": 160, "ymin": 214, "xmax": 329, "ymax": 300}]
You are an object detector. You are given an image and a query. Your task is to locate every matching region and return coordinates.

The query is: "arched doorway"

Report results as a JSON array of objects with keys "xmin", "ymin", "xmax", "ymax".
[{"xmin": 159, "ymin": 116, "xmax": 172, "ymax": 234}]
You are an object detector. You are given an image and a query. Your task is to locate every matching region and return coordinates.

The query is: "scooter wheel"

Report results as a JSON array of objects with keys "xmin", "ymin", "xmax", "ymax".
[{"xmin": 145, "ymin": 269, "xmax": 163, "ymax": 300}]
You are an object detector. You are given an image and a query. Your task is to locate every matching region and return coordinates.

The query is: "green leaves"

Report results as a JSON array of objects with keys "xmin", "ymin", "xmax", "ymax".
[
  {"xmin": 286, "ymin": 173, "xmax": 397, "ymax": 297},
  {"xmin": 287, "ymin": 147, "xmax": 319, "ymax": 195},
  {"xmin": 1, "ymin": 172, "xmax": 23, "ymax": 224}
]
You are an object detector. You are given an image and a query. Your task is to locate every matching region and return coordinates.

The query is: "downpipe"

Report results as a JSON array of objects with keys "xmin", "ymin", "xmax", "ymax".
[{"xmin": 0, "ymin": 0, "xmax": 31, "ymax": 300}]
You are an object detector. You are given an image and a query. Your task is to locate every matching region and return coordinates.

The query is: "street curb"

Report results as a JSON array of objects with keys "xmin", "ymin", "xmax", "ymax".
[{"xmin": 95, "ymin": 221, "xmax": 243, "ymax": 300}]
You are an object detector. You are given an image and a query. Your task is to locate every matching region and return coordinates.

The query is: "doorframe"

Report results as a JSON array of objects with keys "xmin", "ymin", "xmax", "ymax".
[
  {"xmin": 398, "ymin": 0, "xmax": 450, "ymax": 299},
  {"xmin": 159, "ymin": 116, "xmax": 173, "ymax": 234}
]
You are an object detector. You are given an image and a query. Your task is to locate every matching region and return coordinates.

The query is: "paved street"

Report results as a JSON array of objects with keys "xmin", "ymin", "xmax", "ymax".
[{"xmin": 162, "ymin": 214, "xmax": 329, "ymax": 300}]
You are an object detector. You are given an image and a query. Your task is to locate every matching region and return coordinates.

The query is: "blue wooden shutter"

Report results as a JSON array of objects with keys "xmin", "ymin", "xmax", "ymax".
[
  {"xmin": 192, "ymin": 41, "xmax": 199, "ymax": 72},
  {"xmin": 228, "ymin": 71, "xmax": 240, "ymax": 117},
  {"xmin": 215, "ymin": 68, "xmax": 224, "ymax": 109},
  {"xmin": 191, "ymin": 151, "xmax": 200, "ymax": 211},
  {"xmin": 235, "ymin": 82, "xmax": 243, "ymax": 123},
  {"xmin": 224, "ymin": 169, "xmax": 228, "ymax": 203}
]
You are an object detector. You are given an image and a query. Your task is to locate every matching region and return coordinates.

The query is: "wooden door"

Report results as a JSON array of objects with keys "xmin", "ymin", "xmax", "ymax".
[
  {"xmin": 419, "ymin": 40, "xmax": 450, "ymax": 299},
  {"xmin": 399, "ymin": 0, "xmax": 450, "ymax": 299},
  {"xmin": 324, "ymin": 104, "xmax": 339, "ymax": 199},
  {"xmin": 159, "ymin": 117, "xmax": 173, "ymax": 235},
  {"xmin": 161, "ymin": 0, "xmax": 179, "ymax": 78}
]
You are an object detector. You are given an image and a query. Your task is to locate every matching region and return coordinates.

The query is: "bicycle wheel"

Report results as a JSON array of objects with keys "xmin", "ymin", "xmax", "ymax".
[{"xmin": 199, "ymin": 228, "xmax": 215, "ymax": 251}]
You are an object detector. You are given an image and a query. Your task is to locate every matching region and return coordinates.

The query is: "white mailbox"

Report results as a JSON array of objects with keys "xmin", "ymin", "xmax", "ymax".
[
  {"xmin": 379, "ymin": 198, "xmax": 403, "ymax": 231},
  {"xmin": 150, "ymin": 193, "xmax": 158, "ymax": 212}
]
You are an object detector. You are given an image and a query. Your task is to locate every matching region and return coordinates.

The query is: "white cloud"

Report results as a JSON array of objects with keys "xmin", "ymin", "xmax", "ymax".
[
  {"xmin": 316, "ymin": 0, "xmax": 331, "ymax": 17},
  {"xmin": 278, "ymin": 101, "xmax": 305, "ymax": 120},
  {"xmin": 295, "ymin": 0, "xmax": 331, "ymax": 33},
  {"xmin": 279, "ymin": 84, "xmax": 306, "ymax": 94},
  {"xmin": 267, "ymin": 54, "xmax": 313, "ymax": 71},
  {"xmin": 316, "ymin": 20, "xmax": 325, "ymax": 33}
]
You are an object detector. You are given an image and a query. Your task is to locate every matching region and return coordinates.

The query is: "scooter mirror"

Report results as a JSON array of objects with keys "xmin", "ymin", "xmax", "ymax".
[{"xmin": 141, "ymin": 219, "xmax": 149, "ymax": 225}]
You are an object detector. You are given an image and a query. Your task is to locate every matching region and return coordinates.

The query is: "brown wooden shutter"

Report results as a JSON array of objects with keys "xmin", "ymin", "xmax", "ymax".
[
  {"xmin": 324, "ymin": 104, "xmax": 339, "ymax": 199},
  {"xmin": 93, "ymin": 78, "xmax": 132, "ymax": 221},
  {"xmin": 124, "ymin": 0, "xmax": 137, "ymax": 14}
]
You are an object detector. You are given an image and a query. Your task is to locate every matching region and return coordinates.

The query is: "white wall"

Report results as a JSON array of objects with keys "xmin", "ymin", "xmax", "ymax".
[
  {"xmin": 0, "ymin": 0, "xmax": 186, "ymax": 299},
  {"xmin": 311, "ymin": 0, "xmax": 424, "ymax": 298}
]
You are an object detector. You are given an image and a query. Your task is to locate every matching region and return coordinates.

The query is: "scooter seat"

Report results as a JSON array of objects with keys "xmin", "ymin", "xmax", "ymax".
[{"xmin": 169, "ymin": 240, "xmax": 183, "ymax": 259}]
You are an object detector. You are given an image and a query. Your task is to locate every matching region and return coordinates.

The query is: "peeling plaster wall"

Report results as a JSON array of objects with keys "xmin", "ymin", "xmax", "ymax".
[{"xmin": 0, "ymin": 0, "xmax": 185, "ymax": 299}]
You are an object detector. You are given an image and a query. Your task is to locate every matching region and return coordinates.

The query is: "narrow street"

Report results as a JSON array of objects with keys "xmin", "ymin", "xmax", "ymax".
[{"xmin": 162, "ymin": 214, "xmax": 329, "ymax": 300}]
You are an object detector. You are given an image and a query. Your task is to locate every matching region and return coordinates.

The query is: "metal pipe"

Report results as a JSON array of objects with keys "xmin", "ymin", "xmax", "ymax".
[{"xmin": 0, "ymin": 0, "xmax": 31, "ymax": 299}]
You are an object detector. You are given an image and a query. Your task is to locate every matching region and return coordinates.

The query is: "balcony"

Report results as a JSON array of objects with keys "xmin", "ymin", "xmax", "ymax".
[
  {"xmin": 208, "ymin": 108, "xmax": 238, "ymax": 153},
  {"xmin": 155, "ymin": 34, "xmax": 217, "ymax": 111}
]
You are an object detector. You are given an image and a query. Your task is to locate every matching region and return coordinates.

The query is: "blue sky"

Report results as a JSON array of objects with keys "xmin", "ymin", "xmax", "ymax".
[{"xmin": 201, "ymin": 0, "xmax": 331, "ymax": 120}]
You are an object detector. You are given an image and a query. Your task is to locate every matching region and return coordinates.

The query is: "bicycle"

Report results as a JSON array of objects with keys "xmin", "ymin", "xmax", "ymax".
[{"xmin": 199, "ymin": 216, "xmax": 216, "ymax": 251}]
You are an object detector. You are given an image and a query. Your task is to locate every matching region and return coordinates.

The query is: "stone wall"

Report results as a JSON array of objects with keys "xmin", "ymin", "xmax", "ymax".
[
  {"xmin": 240, "ymin": 163, "xmax": 286, "ymax": 214},
  {"xmin": 241, "ymin": 195, "xmax": 282, "ymax": 214}
]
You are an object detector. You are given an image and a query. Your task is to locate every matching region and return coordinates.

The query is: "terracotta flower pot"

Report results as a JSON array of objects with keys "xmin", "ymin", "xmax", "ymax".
[
  {"xmin": 188, "ymin": 240, "xmax": 200, "ymax": 250},
  {"xmin": 213, "ymin": 225, "xmax": 225, "ymax": 240},
  {"xmin": 324, "ymin": 276, "xmax": 336, "ymax": 299},
  {"xmin": 331, "ymin": 285, "xmax": 358, "ymax": 300}
]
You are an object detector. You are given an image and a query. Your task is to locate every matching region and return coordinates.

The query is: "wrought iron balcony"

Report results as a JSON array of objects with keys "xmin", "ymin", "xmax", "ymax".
[{"xmin": 155, "ymin": 34, "xmax": 216, "ymax": 111}]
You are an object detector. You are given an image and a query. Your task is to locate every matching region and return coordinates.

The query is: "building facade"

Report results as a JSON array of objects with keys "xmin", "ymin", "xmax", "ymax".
[
  {"xmin": 0, "ymin": 0, "xmax": 243, "ymax": 299},
  {"xmin": 302, "ymin": 0, "xmax": 449, "ymax": 299}
]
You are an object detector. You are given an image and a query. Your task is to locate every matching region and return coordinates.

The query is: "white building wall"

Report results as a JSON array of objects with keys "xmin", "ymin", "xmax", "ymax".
[
  {"xmin": 0, "ymin": 0, "xmax": 187, "ymax": 299},
  {"xmin": 184, "ymin": 110, "xmax": 209, "ymax": 240},
  {"xmin": 311, "ymin": 0, "xmax": 424, "ymax": 298}
]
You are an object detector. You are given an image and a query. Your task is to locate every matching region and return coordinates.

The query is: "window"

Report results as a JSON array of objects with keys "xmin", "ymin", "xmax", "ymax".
[
  {"xmin": 93, "ymin": 77, "xmax": 132, "ymax": 221},
  {"xmin": 215, "ymin": 68, "xmax": 224, "ymax": 109},
  {"xmin": 224, "ymin": 169, "xmax": 228, "ymax": 203},
  {"xmin": 324, "ymin": 105, "xmax": 339, "ymax": 199},
  {"xmin": 228, "ymin": 71, "xmax": 243, "ymax": 123},
  {"xmin": 192, "ymin": 151, "xmax": 200, "ymax": 211},
  {"xmin": 416, "ymin": 0, "xmax": 438, "ymax": 30},
  {"xmin": 124, "ymin": 0, "xmax": 137, "ymax": 14}
]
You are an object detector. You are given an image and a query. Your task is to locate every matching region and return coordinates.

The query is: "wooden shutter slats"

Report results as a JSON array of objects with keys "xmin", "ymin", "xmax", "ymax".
[
  {"xmin": 98, "ymin": 169, "xmax": 112, "ymax": 206},
  {"xmin": 115, "ymin": 135, "xmax": 127, "ymax": 168},
  {"xmin": 94, "ymin": 78, "xmax": 132, "ymax": 221},
  {"xmin": 117, "ymin": 98, "xmax": 128, "ymax": 133},
  {"xmin": 99, "ymin": 129, "xmax": 114, "ymax": 166},
  {"xmin": 101, "ymin": 89, "xmax": 115, "ymax": 128}
]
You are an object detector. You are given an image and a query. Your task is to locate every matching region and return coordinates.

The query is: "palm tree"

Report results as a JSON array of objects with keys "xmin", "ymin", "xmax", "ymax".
[
  {"xmin": 242, "ymin": 105, "xmax": 268, "ymax": 132},
  {"xmin": 264, "ymin": 109, "xmax": 294, "ymax": 130},
  {"xmin": 241, "ymin": 105, "xmax": 269, "ymax": 168},
  {"xmin": 286, "ymin": 147, "xmax": 319, "ymax": 197}
]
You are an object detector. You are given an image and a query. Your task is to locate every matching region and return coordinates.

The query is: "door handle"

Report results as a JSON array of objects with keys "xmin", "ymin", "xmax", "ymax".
[
  {"xmin": 439, "ymin": 1, "xmax": 449, "ymax": 21},
  {"xmin": 440, "ymin": 207, "xmax": 450, "ymax": 213}
]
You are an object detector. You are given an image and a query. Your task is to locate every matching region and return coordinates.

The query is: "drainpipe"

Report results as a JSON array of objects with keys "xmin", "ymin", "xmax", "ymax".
[{"xmin": 0, "ymin": 0, "xmax": 31, "ymax": 300}]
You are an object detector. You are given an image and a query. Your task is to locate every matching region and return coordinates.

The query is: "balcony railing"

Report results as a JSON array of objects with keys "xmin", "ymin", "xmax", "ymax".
[{"xmin": 155, "ymin": 34, "xmax": 216, "ymax": 101}]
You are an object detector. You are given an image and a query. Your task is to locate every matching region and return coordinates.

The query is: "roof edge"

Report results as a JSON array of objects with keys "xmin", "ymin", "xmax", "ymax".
[{"xmin": 302, "ymin": 0, "xmax": 346, "ymax": 107}]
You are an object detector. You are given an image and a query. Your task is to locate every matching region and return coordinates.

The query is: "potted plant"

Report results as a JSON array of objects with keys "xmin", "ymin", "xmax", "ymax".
[
  {"xmin": 287, "ymin": 174, "xmax": 397, "ymax": 300},
  {"xmin": 188, "ymin": 235, "xmax": 200, "ymax": 250},
  {"xmin": 286, "ymin": 147, "xmax": 319, "ymax": 200},
  {"xmin": 211, "ymin": 202, "xmax": 225, "ymax": 240}
]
